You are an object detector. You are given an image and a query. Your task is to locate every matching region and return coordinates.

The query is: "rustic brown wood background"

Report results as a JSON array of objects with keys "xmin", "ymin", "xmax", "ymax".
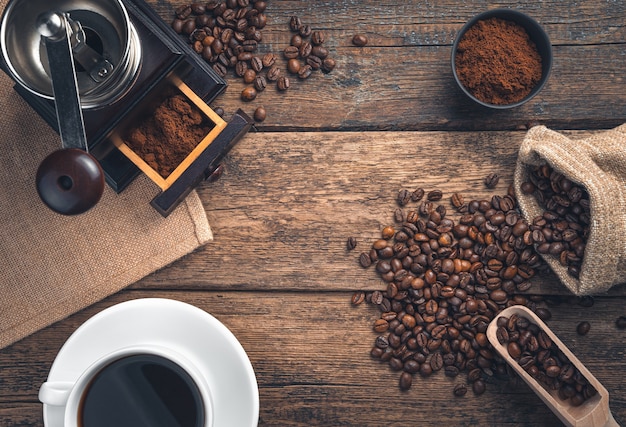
[{"xmin": 1, "ymin": 1, "xmax": 625, "ymax": 426}]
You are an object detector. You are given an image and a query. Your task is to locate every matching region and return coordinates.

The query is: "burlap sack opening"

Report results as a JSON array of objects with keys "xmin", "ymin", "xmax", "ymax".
[{"xmin": 514, "ymin": 124, "xmax": 626, "ymax": 295}]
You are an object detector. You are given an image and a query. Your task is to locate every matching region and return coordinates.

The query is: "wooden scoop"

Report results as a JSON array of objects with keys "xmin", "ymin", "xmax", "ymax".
[{"xmin": 486, "ymin": 305, "xmax": 619, "ymax": 427}]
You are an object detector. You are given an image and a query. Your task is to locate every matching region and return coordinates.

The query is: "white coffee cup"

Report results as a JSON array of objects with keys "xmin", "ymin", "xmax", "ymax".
[{"xmin": 38, "ymin": 344, "xmax": 213, "ymax": 427}]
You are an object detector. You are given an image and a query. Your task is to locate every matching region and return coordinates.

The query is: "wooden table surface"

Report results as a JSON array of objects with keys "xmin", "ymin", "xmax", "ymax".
[{"xmin": 2, "ymin": 1, "xmax": 625, "ymax": 426}]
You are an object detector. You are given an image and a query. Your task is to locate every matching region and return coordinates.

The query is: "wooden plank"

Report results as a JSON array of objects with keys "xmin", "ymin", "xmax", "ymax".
[
  {"xmin": 0, "ymin": 290, "xmax": 624, "ymax": 425},
  {"xmin": 131, "ymin": 130, "xmax": 626, "ymax": 296},
  {"xmin": 147, "ymin": 1, "xmax": 626, "ymax": 131}
]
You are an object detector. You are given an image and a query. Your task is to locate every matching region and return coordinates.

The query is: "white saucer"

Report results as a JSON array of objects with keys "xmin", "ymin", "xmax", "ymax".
[{"xmin": 42, "ymin": 298, "xmax": 259, "ymax": 427}]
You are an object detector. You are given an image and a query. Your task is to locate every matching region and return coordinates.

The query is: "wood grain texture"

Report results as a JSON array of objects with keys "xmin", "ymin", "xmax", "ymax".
[
  {"xmin": 1, "ymin": 1, "xmax": 625, "ymax": 426},
  {"xmin": 149, "ymin": 0, "xmax": 626, "ymax": 131},
  {"xmin": 134, "ymin": 130, "xmax": 626, "ymax": 297},
  {"xmin": 0, "ymin": 291, "xmax": 624, "ymax": 426}
]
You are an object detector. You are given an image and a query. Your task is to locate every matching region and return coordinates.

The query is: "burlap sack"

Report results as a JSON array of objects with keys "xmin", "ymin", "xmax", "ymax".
[
  {"xmin": 0, "ymin": 25, "xmax": 213, "ymax": 348},
  {"xmin": 514, "ymin": 124, "xmax": 626, "ymax": 295}
]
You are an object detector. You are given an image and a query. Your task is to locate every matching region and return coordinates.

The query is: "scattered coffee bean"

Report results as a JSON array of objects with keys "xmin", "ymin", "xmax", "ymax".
[
  {"xmin": 359, "ymin": 252, "xmax": 372, "ymax": 268},
  {"xmin": 253, "ymin": 106, "xmax": 266, "ymax": 122},
  {"xmin": 347, "ymin": 237, "xmax": 357, "ymax": 250},
  {"xmin": 289, "ymin": 15, "xmax": 302, "ymax": 32},
  {"xmin": 241, "ymin": 86, "xmax": 257, "ymax": 101},
  {"xmin": 397, "ymin": 189, "xmax": 411, "ymax": 206},
  {"xmin": 399, "ymin": 371, "xmax": 413, "ymax": 390},
  {"xmin": 311, "ymin": 30, "xmax": 325, "ymax": 45},
  {"xmin": 321, "ymin": 57, "xmax": 336, "ymax": 73},
  {"xmin": 453, "ymin": 383, "xmax": 468, "ymax": 397},
  {"xmin": 172, "ymin": 6, "xmax": 336, "ymax": 106},
  {"xmin": 213, "ymin": 106, "xmax": 225, "ymax": 117},
  {"xmin": 576, "ymin": 321, "xmax": 590, "ymax": 336},
  {"xmin": 205, "ymin": 162, "xmax": 224, "ymax": 182},
  {"xmin": 277, "ymin": 76, "xmax": 290, "ymax": 91},
  {"xmin": 484, "ymin": 173, "xmax": 500, "ymax": 189},
  {"xmin": 287, "ymin": 58, "xmax": 302, "ymax": 74},
  {"xmin": 352, "ymin": 34, "xmax": 368, "ymax": 46},
  {"xmin": 351, "ymin": 291, "xmax": 365, "ymax": 306}
]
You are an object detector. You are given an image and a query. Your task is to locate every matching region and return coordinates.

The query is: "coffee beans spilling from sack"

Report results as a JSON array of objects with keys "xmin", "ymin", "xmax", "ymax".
[
  {"xmin": 352, "ymin": 182, "xmax": 553, "ymax": 395},
  {"xmin": 520, "ymin": 163, "xmax": 590, "ymax": 279},
  {"xmin": 497, "ymin": 313, "xmax": 597, "ymax": 406}
]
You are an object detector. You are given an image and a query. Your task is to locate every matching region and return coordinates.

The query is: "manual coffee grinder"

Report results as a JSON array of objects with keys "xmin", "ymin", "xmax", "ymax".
[{"xmin": 0, "ymin": 0, "xmax": 252, "ymax": 217}]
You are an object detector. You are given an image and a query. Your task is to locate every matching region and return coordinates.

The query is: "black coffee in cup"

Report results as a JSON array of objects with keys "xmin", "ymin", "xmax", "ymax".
[{"xmin": 78, "ymin": 354, "xmax": 204, "ymax": 427}]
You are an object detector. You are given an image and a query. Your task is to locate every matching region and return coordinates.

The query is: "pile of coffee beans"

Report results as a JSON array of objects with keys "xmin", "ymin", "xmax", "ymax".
[
  {"xmin": 496, "ymin": 313, "xmax": 597, "ymax": 406},
  {"xmin": 171, "ymin": 3, "xmax": 336, "ymax": 122},
  {"xmin": 171, "ymin": 1, "xmax": 269, "ymax": 80},
  {"xmin": 352, "ymin": 183, "xmax": 552, "ymax": 395},
  {"xmin": 520, "ymin": 163, "xmax": 590, "ymax": 279},
  {"xmin": 285, "ymin": 16, "xmax": 336, "ymax": 77}
]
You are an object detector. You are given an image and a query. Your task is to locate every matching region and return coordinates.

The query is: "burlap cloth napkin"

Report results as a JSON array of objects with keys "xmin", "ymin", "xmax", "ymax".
[
  {"xmin": 514, "ymin": 124, "xmax": 626, "ymax": 296},
  {"xmin": 0, "ymin": 64, "xmax": 212, "ymax": 349}
]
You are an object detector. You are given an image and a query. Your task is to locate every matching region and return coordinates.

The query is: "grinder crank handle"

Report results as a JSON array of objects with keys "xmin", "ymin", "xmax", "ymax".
[{"xmin": 34, "ymin": 11, "xmax": 104, "ymax": 215}]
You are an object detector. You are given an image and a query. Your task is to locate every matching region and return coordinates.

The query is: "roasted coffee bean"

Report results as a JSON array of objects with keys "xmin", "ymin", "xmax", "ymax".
[
  {"xmin": 212, "ymin": 62, "xmax": 227, "ymax": 77},
  {"xmin": 289, "ymin": 16, "xmax": 302, "ymax": 32},
  {"xmin": 242, "ymin": 39, "xmax": 257, "ymax": 51},
  {"xmin": 352, "ymin": 33, "xmax": 368, "ymax": 46},
  {"xmin": 576, "ymin": 321, "xmax": 590, "ymax": 336},
  {"xmin": 453, "ymin": 383, "xmax": 468, "ymax": 397},
  {"xmin": 277, "ymin": 76, "xmax": 290, "ymax": 91},
  {"xmin": 472, "ymin": 379, "xmax": 486, "ymax": 395},
  {"xmin": 243, "ymin": 68, "xmax": 256, "ymax": 84},
  {"xmin": 175, "ymin": 5, "xmax": 192, "ymax": 19},
  {"xmin": 484, "ymin": 173, "xmax": 500, "ymax": 189},
  {"xmin": 253, "ymin": 106, "xmax": 266, "ymax": 122},
  {"xmin": 351, "ymin": 291, "xmax": 365, "ymax": 305},
  {"xmin": 298, "ymin": 64, "xmax": 313, "ymax": 79},
  {"xmin": 283, "ymin": 46, "xmax": 300, "ymax": 59},
  {"xmin": 427, "ymin": 189, "xmax": 443, "ymax": 201},
  {"xmin": 311, "ymin": 30, "xmax": 326, "ymax": 45},
  {"xmin": 287, "ymin": 58, "xmax": 301, "ymax": 74},
  {"xmin": 359, "ymin": 252, "xmax": 372, "ymax": 268},
  {"xmin": 182, "ymin": 19, "xmax": 197, "ymax": 35},
  {"xmin": 253, "ymin": 75, "xmax": 267, "ymax": 91},
  {"xmin": 299, "ymin": 24, "xmax": 312, "ymax": 38},
  {"xmin": 399, "ymin": 371, "xmax": 413, "ymax": 390},
  {"xmin": 262, "ymin": 52, "xmax": 277, "ymax": 68},
  {"xmin": 290, "ymin": 34, "xmax": 303, "ymax": 47},
  {"xmin": 235, "ymin": 60, "xmax": 248, "ymax": 76},
  {"xmin": 397, "ymin": 189, "xmax": 411, "ymax": 206},
  {"xmin": 266, "ymin": 65, "xmax": 281, "ymax": 81},
  {"xmin": 299, "ymin": 41, "xmax": 312, "ymax": 58},
  {"xmin": 250, "ymin": 56, "xmax": 263, "ymax": 72},
  {"xmin": 307, "ymin": 55, "xmax": 323, "ymax": 70},
  {"xmin": 321, "ymin": 57, "xmax": 336, "ymax": 73},
  {"xmin": 240, "ymin": 86, "xmax": 257, "ymax": 101},
  {"xmin": 347, "ymin": 237, "xmax": 357, "ymax": 251},
  {"xmin": 309, "ymin": 46, "xmax": 329, "ymax": 60}
]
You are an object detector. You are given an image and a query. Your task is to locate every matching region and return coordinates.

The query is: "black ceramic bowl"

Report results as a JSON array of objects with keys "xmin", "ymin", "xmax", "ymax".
[{"xmin": 451, "ymin": 9, "xmax": 553, "ymax": 109}]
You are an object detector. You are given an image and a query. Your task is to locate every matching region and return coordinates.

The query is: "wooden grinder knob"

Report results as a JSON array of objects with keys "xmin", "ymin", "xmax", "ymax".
[{"xmin": 35, "ymin": 148, "xmax": 105, "ymax": 215}]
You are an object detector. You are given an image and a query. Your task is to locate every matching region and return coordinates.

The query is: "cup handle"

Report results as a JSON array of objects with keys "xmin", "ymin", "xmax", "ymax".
[{"xmin": 38, "ymin": 381, "xmax": 74, "ymax": 406}]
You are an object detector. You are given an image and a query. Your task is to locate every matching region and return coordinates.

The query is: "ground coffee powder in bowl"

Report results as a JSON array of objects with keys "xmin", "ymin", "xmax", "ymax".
[{"xmin": 451, "ymin": 9, "xmax": 552, "ymax": 108}]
